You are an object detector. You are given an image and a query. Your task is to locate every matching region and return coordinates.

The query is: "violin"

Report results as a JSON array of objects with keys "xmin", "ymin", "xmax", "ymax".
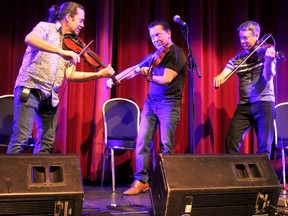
[
  {"xmin": 252, "ymin": 43, "xmax": 286, "ymax": 62},
  {"xmin": 219, "ymin": 33, "xmax": 285, "ymax": 86},
  {"xmin": 145, "ymin": 45, "xmax": 170, "ymax": 81},
  {"xmin": 63, "ymin": 34, "xmax": 105, "ymax": 68},
  {"xmin": 62, "ymin": 34, "xmax": 120, "ymax": 85},
  {"xmin": 112, "ymin": 44, "xmax": 171, "ymax": 85}
]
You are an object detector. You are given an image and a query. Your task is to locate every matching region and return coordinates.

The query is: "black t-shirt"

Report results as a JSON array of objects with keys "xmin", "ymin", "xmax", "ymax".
[{"xmin": 142, "ymin": 44, "xmax": 187, "ymax": 101}]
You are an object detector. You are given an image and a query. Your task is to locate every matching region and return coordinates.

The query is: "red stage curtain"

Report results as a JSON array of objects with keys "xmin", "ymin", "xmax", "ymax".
[{"xmin": 1, "ymin": 0, "xmax": 288, "ymax": 181}]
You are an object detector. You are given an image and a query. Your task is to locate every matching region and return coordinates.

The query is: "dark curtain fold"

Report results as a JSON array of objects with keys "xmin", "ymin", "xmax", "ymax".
[{"xmin": 1, "ymin": 0, "xmax": 288, "ymax": 181}]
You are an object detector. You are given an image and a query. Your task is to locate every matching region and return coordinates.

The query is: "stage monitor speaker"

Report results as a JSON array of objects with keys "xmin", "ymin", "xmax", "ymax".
[
  {"xmin": 0, "ymin": 154, "xmax": 83, "ymax": 216},
  {"xmin": 150, "ymin": 154, "xmax": 281, "ymax": 216}
]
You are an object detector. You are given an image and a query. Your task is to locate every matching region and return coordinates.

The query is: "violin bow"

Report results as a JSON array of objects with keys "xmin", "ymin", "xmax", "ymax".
[
  {"xmin": 222, "ymin": 33, "xmax": 272, "ymax": 83},
  {"xmin": 78, "ymin": 40, "xmax": 94, "ymax": 56},
  {"xmin": 115, "ymin": 46, "xmax": 167, "ymax": 82}
]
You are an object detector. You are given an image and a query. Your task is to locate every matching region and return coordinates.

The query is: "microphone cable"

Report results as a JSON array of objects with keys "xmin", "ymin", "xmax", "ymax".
[{"xmin": 106, "ymin": 194, "xmax": 150, "ymax": 213}]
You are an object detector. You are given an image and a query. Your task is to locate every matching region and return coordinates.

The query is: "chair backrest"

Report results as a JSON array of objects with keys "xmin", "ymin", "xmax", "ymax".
[
  {"xmin": 0, "ymin": 94, "xmax": 14, "ymax": 137},
  {"xmin": 102, "ymin": 98, "xmax": 140, "ymax": 145},
  {"xmin": 274, "ymin": 102, "xmax": 288, "ymax": 145}
]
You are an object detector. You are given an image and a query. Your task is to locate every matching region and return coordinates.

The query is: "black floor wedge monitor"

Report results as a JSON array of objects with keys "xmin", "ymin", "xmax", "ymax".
[
  {"xmin": 150, "ymin": 154, "xmax": 281, "ymax": 216},
  {"xmin": 0, "ymin": 154, "xmax": 83, "ymax": 216}
]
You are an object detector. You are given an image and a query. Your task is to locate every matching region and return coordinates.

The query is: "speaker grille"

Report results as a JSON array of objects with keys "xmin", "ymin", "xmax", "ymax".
[
  {"xmin": 150, "ymin": 154, "xmax": 281, "ymax": 216},
  {"xmin": 0, "ymin": 154, "xmax": 83, "ymax": 216}
]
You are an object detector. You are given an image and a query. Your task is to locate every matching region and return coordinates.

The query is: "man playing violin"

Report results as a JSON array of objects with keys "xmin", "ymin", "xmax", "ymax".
[
  {"xmin": 106, "ymin": 21, "xmax": 187, "ymax": 195},
  {"xmin": 213, "ymin": 20, "xmax": 276, "ymax": 158},
  {"xmin": 7, "ymin": 2, "xmax": 114, "ymax": 154}
]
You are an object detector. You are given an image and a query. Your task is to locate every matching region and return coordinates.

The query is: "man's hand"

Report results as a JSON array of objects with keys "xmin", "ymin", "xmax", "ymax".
[
  {"xmin": 98, "ymin": 64, "xmax": 115, "ymax": 78},
  {"xmin": 59, "ymin": 49, "xmax": 80, "ymax": 65},
  {"xmin": 213, "ymin": 75, "xmax": 224, "ymax": 88},
  {"xmin": 264, "ymin": 47, "xmax": 276, "ymax": 63}
]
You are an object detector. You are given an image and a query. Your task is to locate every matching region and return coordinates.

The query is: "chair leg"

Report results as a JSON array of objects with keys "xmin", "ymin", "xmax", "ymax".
[
  {"xmin": 274, "ymin": 147, "xmax": 277, "ymax": 170},
  {"xmin": 101, "ymin": 148, "xmax": 108, "ymax": 188},
  {"xmin": 282, "ymin": 147, "xmax": 286, "ymax": 189},
  {"xmin": 110, "ymin": 148, "xmax": 115, "ymax": 192}
]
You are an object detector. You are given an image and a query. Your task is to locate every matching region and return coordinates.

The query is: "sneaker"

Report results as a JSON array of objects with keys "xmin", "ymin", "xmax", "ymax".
[{"xmin": 123, "ymin": 180, "xmax": 149, "ymax": 195}]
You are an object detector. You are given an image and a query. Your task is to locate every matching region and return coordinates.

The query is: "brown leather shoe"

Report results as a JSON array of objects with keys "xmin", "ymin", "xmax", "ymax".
[{"xmin": 123, "ymin": 180, "xmax": 149, "ymax": 195}]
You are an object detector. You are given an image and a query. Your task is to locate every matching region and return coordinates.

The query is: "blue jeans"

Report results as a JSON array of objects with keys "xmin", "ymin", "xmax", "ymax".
[
  {"xmin": 7, "ymin": 87, "xmax": 58, "ymax": 154},
  {"xmin": 225, "ymin": 101, "xmax": 275, "ymax": 158},
  {"xmin": 134, "ymin": 97, "xmax": 181, "ymax": 183}
]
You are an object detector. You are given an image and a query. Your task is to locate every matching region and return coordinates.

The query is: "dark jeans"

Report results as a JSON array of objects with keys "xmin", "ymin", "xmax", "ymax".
[{"xmin": 225, "ymin": 101, "xmax": 275, "ymax": 158}]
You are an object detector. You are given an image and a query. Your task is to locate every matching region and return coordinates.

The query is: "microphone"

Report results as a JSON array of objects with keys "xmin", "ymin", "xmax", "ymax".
[{"xmin": 173, "ymin": 15, "xmax": 187, "ymax": 27}]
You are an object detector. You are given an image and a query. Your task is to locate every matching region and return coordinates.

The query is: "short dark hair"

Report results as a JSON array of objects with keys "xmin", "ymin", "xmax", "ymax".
[{"xmin": 148, "ymin": 21, "xmax": 171, "ymax": 32}]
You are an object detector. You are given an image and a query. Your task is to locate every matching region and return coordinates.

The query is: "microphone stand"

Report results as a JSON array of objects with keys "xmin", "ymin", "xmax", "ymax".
[{"xmin": 179, "ymin": 25, "xmax": 201, "ymax": 153}]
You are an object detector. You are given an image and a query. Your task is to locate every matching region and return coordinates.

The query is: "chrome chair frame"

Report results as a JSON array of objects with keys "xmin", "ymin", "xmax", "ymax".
[
  {"xmin": 0, "ymin": 94, "xmax": 14, "ymax": 147},
  {"xmin": 0, "ymin": 94, "xmax": 35, "ymax": 150},
  {"xmin": 101, "ymin": 98, "xmax": 140, "ymax": 192},
  {"xmin": 274, "ymin": 102, "xmax": 288, "ymax": 188}
]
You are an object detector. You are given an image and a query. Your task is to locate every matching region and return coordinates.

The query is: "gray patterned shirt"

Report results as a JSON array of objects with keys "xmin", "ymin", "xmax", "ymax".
[{"xmin": 15, "ymin": 21, "xmax": 68, "ymax": 107}]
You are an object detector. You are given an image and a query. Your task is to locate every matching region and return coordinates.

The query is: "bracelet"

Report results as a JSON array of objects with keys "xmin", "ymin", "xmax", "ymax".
[{"xmin": 135, "ymin": 66, "xmax": 141, "ymax": 73}]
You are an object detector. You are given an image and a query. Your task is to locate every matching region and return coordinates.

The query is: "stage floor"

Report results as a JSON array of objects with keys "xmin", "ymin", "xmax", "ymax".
[
  {"xmin": 82, "ymin": 183, "xmax": 152, "ymax": 215},
  {"xmin": 82, "ymin": 182, "xmax": 288, "ymax": 216}
]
